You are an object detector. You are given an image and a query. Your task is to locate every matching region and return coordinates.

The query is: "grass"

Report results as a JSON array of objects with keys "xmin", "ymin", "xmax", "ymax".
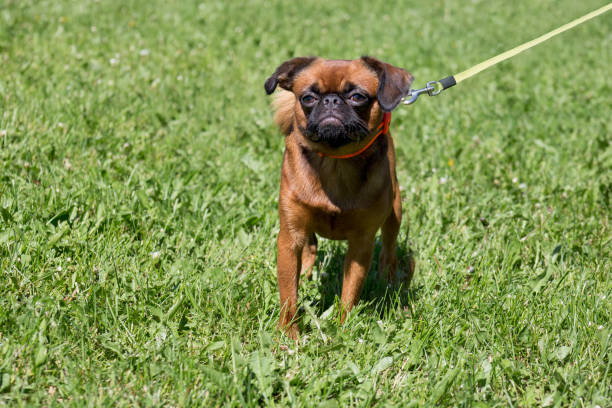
[{"xmin": 1, "ymin": 0, "xmax": 611, "ymax": 405}]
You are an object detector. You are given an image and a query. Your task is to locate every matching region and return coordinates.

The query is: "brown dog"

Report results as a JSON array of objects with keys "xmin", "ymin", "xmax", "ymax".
[{"xmin": 265, "ymin": 56, "xmax": 415, "ymax": 339}]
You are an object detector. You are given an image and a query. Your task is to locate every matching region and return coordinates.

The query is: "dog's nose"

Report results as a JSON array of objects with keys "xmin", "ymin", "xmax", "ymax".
[{"xmin": 322, "ymin": 94, "xmax": 342, "ymax": 106}]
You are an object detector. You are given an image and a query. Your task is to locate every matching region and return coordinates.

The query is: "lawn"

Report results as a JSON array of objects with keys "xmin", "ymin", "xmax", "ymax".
[{"xmin": 0, "ymin": 0, "xmax": 611, "ymax": 406}]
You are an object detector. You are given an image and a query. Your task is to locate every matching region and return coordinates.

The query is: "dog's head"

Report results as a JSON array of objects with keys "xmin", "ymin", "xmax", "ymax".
[{"xmin": 265, "ymin": 57, "xmax": 413, "ymax": 150}]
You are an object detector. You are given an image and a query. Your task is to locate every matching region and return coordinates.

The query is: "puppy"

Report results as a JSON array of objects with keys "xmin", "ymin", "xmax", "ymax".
[{"xmin": 265, "ymin": 56, "xmax": 415, "ymax": 339}]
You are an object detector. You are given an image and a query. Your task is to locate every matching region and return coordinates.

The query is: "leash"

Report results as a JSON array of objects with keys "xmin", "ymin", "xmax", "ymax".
[
  {"xmin": 318, "ymin": 112, "xmax": 391, "ymax": 159},
  {"xmin": 403, "ymin": 3, "xmax": 612, "ymax": 105}
]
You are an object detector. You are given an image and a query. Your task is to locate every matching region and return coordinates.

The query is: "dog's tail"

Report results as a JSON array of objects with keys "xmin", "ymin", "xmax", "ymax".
[{"xmin": 272, "ymin": 90, "xmax": 296, "ymax": 135}]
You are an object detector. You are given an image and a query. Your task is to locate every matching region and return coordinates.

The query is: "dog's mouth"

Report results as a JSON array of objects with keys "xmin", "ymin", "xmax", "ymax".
[
  {"xmin": 303, "ymin": 116, "xmax": 369, "ymax": 148},
  {"xmin": 318, "ymin": 116, "xmax": 342, "ymax": 127}
]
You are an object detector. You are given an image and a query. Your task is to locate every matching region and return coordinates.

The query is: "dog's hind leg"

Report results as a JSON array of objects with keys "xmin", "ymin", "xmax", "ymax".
[{"xmin": 300, "ymin": 233, "xmax": 317, "ymax": 279}]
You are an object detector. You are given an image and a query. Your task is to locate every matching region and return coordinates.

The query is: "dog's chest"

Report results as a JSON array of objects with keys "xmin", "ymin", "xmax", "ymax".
[
  {"xmin": 298, "ymin": 180, "xmax": 393, "ymax": 240},
  {"xmin": 282, "ymin": 145, "xmax": 395, "ymax": 239},
  {"xmin": 308, "ymin": 200, "xmax": 389, "ymax": 240}
]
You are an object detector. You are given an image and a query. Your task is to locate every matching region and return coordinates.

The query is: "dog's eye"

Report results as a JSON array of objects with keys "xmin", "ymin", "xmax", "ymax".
[
  {"xmin": 349, "ymin": 93, "xmax": 367, "ymax": 103},
  {"xmin": 301, "ymin": 94, "xmax": 317, "ymax": 104}
]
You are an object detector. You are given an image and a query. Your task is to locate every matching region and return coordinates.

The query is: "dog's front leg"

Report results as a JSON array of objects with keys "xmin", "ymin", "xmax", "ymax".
[
  {"xmin": 276, "ymin": 226, "xmax": 304, "ymax": 340},
  {"xmin": 340, "ymin": 233, "xmax": 376, "ymax": 322}
]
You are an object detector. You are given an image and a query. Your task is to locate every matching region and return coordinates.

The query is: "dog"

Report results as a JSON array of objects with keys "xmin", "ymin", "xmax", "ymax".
[{"xmin": 265, "ymin": 56, "xmax": 415, "ymax": 339}]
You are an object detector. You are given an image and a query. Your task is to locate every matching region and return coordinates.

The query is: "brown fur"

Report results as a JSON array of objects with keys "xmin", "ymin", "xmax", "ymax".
[
  {"xmin": 266, "ymin": 57, "xmax": 415, "ymax": 339},
  {"xmin": 273, "ymin": 90, "xmax": 296, "ymax": 135}
]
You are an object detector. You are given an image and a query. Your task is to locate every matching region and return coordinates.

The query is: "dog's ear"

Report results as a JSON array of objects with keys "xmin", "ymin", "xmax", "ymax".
[
  {"xmin": 361, "ymin": 56, "xmax": 414, "ymax": 112},
  {"xmin": 265, "ymin": 57, "xmax": 317, "ymax": 95}
]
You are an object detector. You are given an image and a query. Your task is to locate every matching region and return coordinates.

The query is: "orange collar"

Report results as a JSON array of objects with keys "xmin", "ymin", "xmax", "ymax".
[{"xmin": 317, "ymin": 112, "xmax": 391, "ymax": 159}]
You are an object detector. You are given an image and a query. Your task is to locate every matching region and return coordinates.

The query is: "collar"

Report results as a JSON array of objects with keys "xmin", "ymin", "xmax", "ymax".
[{"xmin": 317, "ymin": 112, "xmax": 391, "ymax": 159}]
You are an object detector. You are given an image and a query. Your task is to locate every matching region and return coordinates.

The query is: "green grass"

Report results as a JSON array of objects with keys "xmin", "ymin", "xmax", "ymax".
[{"xmin": 1, "ymin": 0, "xmax": 611, "ymax": 406}]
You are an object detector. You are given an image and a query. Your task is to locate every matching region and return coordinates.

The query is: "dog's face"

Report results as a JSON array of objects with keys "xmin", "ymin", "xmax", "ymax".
[{"xmin": 265, "ymin": 57, "xmax": 413, "ymax": 149}]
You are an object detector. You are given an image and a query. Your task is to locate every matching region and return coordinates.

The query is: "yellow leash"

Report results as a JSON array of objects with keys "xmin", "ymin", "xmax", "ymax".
[{"xmin": 404, "ymin": 3, "xmax": 612, "ymax": 105}]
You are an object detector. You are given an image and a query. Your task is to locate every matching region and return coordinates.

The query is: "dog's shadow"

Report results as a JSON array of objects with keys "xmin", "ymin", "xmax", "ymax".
[{"xmin": 305, "ymin": 236, "xmax": 420, "ymax": 319}]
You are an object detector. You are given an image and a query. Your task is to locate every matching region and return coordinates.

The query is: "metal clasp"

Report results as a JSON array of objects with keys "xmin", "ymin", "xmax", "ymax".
[{"xmin": 402, "ymin": 81, "xmax": 443, "ymax": 105}]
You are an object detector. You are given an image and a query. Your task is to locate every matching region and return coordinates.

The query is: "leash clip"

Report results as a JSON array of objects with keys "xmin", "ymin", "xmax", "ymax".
[{"xmin": 402, "ymin": 81, "xmax": 443, "ymax": 105}]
